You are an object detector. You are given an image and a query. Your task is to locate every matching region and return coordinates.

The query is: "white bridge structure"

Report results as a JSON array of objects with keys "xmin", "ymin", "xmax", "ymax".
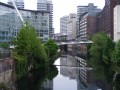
[{"xmin": 57, "ymin": 40, "xmax": 93, "ymax": 45}]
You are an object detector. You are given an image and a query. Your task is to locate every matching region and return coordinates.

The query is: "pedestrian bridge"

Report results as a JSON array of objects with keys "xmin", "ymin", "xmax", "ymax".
[{"xmin": 56, "ymin": 40, "xmax": 93, "ymax": 45}]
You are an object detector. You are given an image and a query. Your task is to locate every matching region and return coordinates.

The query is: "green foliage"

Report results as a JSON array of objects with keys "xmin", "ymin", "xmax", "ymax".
[
  {"xmin": 13, "ymin": 22, "xmax": 48, "ymax": 79},
  {"xmin": 0, "ymin": 83, "xmax": 7, "ymax": 90},
  {"xmin": 16, "ymin": 65, "xmax": 58, "ymax": 90},
  {"xmin": 44, "ymin": 39, "xmax": 58, "ymax": 58},
  {"xmin": 88, "ymin": 32, "xmax": 115, "ymax": 82},
  {"xmin": 102, "ymin": 35, "xmax": 115, "ymax": 65},
  {"xmin": 0, "ymin": 42, "xmax": 9, "ymax": 49},
  {"xmin": 47, "ymin": 65, "xmax": 58, "ymax": 80},
  {"xmin": 89, "ymin": 32, "xmax": 107, "ymax": 66},
  {"xmin": 112, "ymin": 40, "xmax": 120, "ymax": 67}
]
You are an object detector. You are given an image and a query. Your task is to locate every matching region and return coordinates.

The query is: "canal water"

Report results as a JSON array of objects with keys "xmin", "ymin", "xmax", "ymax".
[
  {"xmin": 16, "ymin": 54, "xmax": 113, "ymax": 90},
  {"xmin": 53, "ymin": 55, "xmax": 102, "ymax": 90}
]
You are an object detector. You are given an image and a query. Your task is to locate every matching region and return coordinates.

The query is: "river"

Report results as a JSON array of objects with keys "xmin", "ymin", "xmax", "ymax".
[{"xmin": 16, "ymin": 54, "xmax": 113, "ymax": 90}]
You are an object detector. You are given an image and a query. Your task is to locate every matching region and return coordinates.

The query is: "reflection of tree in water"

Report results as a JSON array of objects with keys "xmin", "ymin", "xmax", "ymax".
[
  {"xmin": 16, "ymin": 65, "xmax": 58, "ymax": 90},
  {"xmin": 92, "ymin": 64, "xmax": 114, "ymax": 90},
  {"xmin": 114, "ymin": 74, "xmax": 120, "ymax": 90}
]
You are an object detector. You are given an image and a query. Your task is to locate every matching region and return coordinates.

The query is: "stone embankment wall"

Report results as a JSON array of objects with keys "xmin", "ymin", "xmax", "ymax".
[{"xmin": 0, "ymin": 58, "xmax": 13, "ymax": 84}]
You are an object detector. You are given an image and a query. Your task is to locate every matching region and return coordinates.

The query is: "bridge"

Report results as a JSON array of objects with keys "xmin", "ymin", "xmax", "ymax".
[{"xmin": 56, "ymin": 40, "xmax": 93, "ymax": 45}]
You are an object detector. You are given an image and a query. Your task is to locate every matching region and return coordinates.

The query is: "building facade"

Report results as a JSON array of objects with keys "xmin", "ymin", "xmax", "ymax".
[
  {"xmin": 79, "ymin": 13, "xmax": 96, "ymax": 41},
  {"xmin": 47, "ymin": 0, "xmax": 54, "ymax": 38},
  {"xmin": 60, "ymin": 13, "xmax": 77, "ymax": 40},
  {"xmin": 114, "ymin": 5, "xmax": 120, "ymax": 42},
  {"xmin": 60, "ymin": 15, "xmax": 69, "ymax": 35},
  {"xmin": 37, "ymin": 0, "xmax": 54, "ymax": 38},
  {"xmin": 53, "ymin": 33, "xmax": 67, "ymax": 41},
  {"xmin": 67, "ymin": 13, "xmax": 77, "ymax": 40},
  {"xmin": 77, "ymin": 3, "xmax": 101, "ymax": 40},
  {"xmin": 0, "ymin": 2, "xmax": 49, "ymax": 43},
  {"xmin": 97, "ymin": 0, "xmax": 120, "ymax": 40},
  {"xmin": 37, "ymin": 0, "xmax": 47, "ymax": 11},
  {"xmin": 7, "ymin": 0, "xmax": 24, "ymax": 9}
]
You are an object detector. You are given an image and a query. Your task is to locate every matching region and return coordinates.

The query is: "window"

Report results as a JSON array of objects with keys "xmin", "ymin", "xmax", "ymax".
[{"xmin": 42, "ymin": 23, "xmax": 46, "ymax": 26}]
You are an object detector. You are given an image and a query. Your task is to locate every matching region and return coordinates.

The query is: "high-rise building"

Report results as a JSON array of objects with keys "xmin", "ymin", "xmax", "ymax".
[
  {"xmin": 60, "ymin": 13, "xmax": 77, "ymax": 40},
  {"xmin": 47, "ymin": 0, "xmax": 54, "ymax": 38},
  {"xmin": 79, "ymin": 13, "xmax": 97, "ymax": 41},
  {"xmin": 0, "ymin": 2, "xmax": 49, "ymax": 43},
  {"xmin": 97, "ymin": 0, "xmax": 120, "ymax": 40},
  {"xmin": 37, "ymin": 0, "xmax": 54, "ymax": 38},
  {"xmin": 37, "ymin": 0, "xmax": 47, "ymax": 11},
  {"xmin": 60, "ymin": 16, "xmax": 69, "ymax": 35},
  {"xmin": 77, "ymin": 3, "xmax": 101, "ymax": 40},
  {"xmin": 77, "ymin": 3, "xmax": 101, "ymax": 20},
  {"xmin": 114, "ymin": 5, "xmax": 120, "ymax": 42},
  {"xmin": 7, "ymin": 0, "xmax": 24, "ymax": 9},
  {"xmin": 67, "ymin": 13, "xmax": 77, "ymax": 40}
]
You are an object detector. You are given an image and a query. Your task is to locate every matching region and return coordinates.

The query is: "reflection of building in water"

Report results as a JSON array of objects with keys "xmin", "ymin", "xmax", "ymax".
[
  {"xmin": 60, "ymin": 55, "xmax": 100, "ymax": 89},
  {"xmin": 42, "ymin": 80, "xmax": 53, "ymax": 90},
  {"xmin": 68, "ymin": 44, "xmax": 87, "ymax": 59},
  {"xmin": 60, "ymin": 55, "xmax": 78, "ymax": 79},
  {"xmin": 77, "ymin": 69, "xmax": 100, "ymax": 90},
  {"xmin": 76, "ymin": 56, "xmax": 101, "ymax": 90},
  {"xmin": 77, "ymin": 74, "xmax": 100, "ymax": 90},
  {"xmin": 58, "ymin": 54, "xmax": 111, "ymax": 90}
]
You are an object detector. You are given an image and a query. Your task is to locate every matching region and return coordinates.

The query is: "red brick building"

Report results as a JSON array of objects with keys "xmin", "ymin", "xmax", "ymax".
[
  {"xmin": 80, "ymin": 13, "xmax": 96, "ymax": 41},
  {"xmin": 97, "ymin": 0, "xmax": 120, "ymax": 39}
]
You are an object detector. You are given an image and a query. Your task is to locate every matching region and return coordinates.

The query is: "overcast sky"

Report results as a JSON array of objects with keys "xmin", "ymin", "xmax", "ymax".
[{"xmin": 0, "ymin": 0, "xmax": 105, "ymax": 33}]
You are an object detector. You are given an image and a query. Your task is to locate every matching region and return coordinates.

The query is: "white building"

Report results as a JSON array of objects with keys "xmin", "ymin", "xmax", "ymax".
[
  {"xmin": 114, "ymin": 5, "xmax": 120, "ymax": 42},
  {"xmin": 60, "ymin": 14, "xmax": 77, "ymax": 40},
  {"xmin": 60, "ymin": 16, "xmax": 69, "ymax": 35},
  {"xmin": 67, "ymin": 13, "xmax": 77, "ymax": 40}
]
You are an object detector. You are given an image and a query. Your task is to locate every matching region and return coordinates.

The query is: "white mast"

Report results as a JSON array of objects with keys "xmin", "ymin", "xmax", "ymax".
[{"xmin": 11, "ymin": 0, "xmax": 24, "ymax": 23}]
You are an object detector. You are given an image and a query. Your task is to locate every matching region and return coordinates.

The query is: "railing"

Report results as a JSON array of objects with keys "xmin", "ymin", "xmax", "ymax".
[{"xmin": 56, "ymin": 40, "xmax": 93, "ymax": 45}]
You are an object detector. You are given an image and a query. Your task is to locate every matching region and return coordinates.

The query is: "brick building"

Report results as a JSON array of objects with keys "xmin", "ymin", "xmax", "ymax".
[{"xmin": 97, "ymin": 0, "xmax": 120, "ymax": 39}]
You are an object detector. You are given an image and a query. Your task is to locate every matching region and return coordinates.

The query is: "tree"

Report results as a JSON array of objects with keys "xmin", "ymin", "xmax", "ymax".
[
  {"xmin": 102, "ymin": 36, "xmax": 115, "ymax": 65},
  {"xmin": 0, "ymin": 42, "xmax": 9, "ymax": 49},
  {"xmin": 89, "ymin": 32, "xmax": 107, "ymax": 66},
  {"xmin": 112, "ymin": 40, "xmax": 120, "ymax": 71},
  {"xmin": 12, "ymin": 23, "xmax": 48, "ymax": 79},
  {"xmin": 44, "ymin": 39, "xmax": 58, "ymax": 58},
  {"xmin": 89, "ymin": 32, "xmax": 115, "ymax": 82}
]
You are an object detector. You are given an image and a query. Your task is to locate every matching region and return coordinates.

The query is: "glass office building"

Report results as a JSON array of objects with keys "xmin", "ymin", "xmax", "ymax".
[
  {"xmin": 37, "ymin": 0, "xmax": 54, "ymax": 38},
  {"xmin": 8, "ymin": 0, "xmax": 24, "ymax": 9},
  {"xmin": 0, "ymin": 2, "xmax": 50, "ymax": 43}
]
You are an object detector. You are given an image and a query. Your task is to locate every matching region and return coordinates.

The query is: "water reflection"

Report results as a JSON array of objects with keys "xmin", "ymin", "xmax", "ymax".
[
  {"xmin": 16, "ymin": 54, "xmax": 113, "ymax": 90},
  {"xmin": 16, "ymin": 65, "xmax": 58, "ymax": 90},
  {"xmin": 114, "ymin": 74, "xmax": 120, "ymax": 90},
  {"xmin": 54, "ymin": 55, "xmax": 101, "ymax": 90}
]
